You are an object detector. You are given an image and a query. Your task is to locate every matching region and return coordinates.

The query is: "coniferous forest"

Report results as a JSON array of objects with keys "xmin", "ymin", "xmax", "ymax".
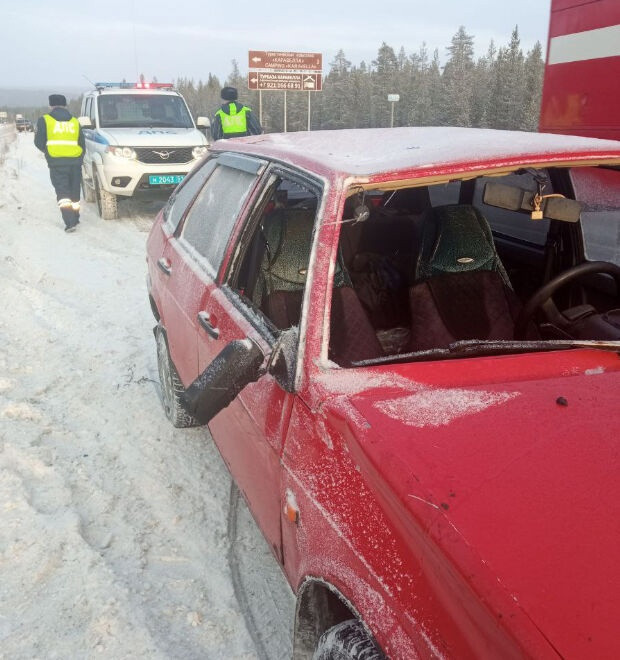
[{"xmin": 176, "ymin": 26, "xmax": 545, "ymax": 134}]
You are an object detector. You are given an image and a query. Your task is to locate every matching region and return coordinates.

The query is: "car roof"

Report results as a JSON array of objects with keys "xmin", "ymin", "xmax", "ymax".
[
  {"xmin": 212, "ymin": 127, "xmax": 620, "ymax": 181},
  {"xmin": 87, "ymin": 89, "xmax": 180, "ymax": 97}
]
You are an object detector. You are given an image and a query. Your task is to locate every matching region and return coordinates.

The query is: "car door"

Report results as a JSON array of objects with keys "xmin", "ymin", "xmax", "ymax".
[
  {"xmin": 153, "ymin": 158, "xmax": 219, "ymax": 384},
  {"xmin": 81, "ymin": 96, "xmax": 95, "ymax": 182},
  {"xmin": 196, "ymin": 167, "xmax": 322, "ymax": 563},
  {"xmin": 158, "ymin": 155, "xmax": 262, "ymax": 385}
]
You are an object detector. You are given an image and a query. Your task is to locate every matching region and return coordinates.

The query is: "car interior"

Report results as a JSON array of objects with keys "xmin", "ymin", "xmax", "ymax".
[{"xmin": 231, "ymin": 166, "xmax": 620, "ymax": 368}]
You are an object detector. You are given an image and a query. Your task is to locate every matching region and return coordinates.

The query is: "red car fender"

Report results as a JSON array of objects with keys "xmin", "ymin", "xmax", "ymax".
[{"xmin": 280, "ymin": 395, "xmax": 556, "ymax": 659}]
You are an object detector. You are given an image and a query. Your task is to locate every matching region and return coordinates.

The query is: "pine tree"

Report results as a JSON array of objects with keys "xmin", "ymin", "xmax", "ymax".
[
  {"xmin": 470, "ymin": 40, "xmax": 496, "ymax": 127},
  {"xmin": 350, "ymin": 63, "xmax": 373, "ymax": 129},
  {"xmin": 406, "ymin": 44, "xmax": 429, "ymax": 125},
  {"xmin": 441, "ymin": 26, "xmax": 476, "ymax": 126},
  {"xmin": 487, "ymin": 46, "xmax": 509, "ymax": 129},
  {"xmin": 521, "ymin": 41, "xmax": 545, "ymax": 131},
  {"xmin": 371, "ymin": 42, "xmax": 399, "ymax": 127},
  {"xmin": 504, "ymin": 26, "xmax": 526, "ymax": 129},
  {"xmin": 427, "ymin": 49, "xmax": 443, "ymax": 126},
  {"xmin": 322, "ymin": 50, "xmax": 354, "ymax": 129}
]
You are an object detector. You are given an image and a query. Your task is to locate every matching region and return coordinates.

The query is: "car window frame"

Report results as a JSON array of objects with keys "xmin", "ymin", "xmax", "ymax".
[
  {"xmin": 83, "ymin": 97, "xmax": 91, "ymax": 122},
  {"xmin": 220, "ymin": 163, "xmax": 325, "ymax": 346},
  {"xmin": 174, "ymin": 153, "xmax": 266, "ymax": 280}
]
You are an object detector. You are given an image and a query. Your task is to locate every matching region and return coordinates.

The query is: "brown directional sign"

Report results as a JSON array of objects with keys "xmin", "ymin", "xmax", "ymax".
[
  {"xmin": 248, "ymin": 72, "xmax": 323, "ymax": 91},
  {"xmin": 248, "ymin": 50, "xmax": 322, "ymax": 72}
]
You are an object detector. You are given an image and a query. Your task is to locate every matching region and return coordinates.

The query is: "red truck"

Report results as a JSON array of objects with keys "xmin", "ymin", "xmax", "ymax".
[{"xmin": 540, "ymin": 0, "xmax": 620, "ymax": 139}]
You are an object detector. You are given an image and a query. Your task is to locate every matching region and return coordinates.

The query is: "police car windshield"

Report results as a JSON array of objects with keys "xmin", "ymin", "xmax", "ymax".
[{"xmin": 98, "ymin": 94, "xmax": 193, "ymax": 129}]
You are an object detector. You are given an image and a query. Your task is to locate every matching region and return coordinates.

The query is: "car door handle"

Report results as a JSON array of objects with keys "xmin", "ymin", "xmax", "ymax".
[
  {"xmin": 157, "ymin": 257, "xmax": 171, "ymax": 275},
  {"xmin": 197, "ymin": 311, "xmax": 220, "ymax": 340}
]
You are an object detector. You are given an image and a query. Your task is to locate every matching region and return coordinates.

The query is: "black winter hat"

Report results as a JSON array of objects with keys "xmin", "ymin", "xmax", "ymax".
[
  {"xmin": 49, "ymin": 94, "xmax": 67, "ymax": 107},
  {"xmin": 221, "ymin": 86, "xmax": 238, "ymax": 101}
]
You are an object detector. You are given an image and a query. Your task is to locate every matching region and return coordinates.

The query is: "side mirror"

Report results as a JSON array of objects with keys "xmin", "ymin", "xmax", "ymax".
[
  {"xmin": 78, "ymin": 116, "xmax": 93, "ymax": 129},
  {"xmin": 268, "ymin": 326, "xmax": 299, "ymax": 393},
  {"xmin": 196, "ymin": 116, "xmax": 210, "ymax": 128},
  {"xmin": 181, "ymin": 338, "xmax": 265, "ymax": 424}
]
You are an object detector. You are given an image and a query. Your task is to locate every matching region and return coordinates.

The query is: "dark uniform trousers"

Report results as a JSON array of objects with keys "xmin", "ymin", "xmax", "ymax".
[{"xmin": 49, "ymin": 162, "xmax": 81, "ymax": 227}]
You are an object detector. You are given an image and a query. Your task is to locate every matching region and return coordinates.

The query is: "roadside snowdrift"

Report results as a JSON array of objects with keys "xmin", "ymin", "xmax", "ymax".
[{"xmin": 0, "ymin": 133, "xmax": 288, "ymax": 659}]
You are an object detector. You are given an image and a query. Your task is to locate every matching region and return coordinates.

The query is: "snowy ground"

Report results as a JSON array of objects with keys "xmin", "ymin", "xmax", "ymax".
[{"xmin": 0, "ymin": 132, "xmax": 294, "ymax": 659}]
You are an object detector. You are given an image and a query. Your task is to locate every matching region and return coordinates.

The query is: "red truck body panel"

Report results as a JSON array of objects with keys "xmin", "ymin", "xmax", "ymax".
[{"xmin": 540, "ymin": 0, "xmax": 620, "ymax": 139}]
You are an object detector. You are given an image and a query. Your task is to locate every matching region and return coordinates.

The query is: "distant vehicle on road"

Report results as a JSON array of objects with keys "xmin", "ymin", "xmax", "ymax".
[
  {"xmin": 79, "ymin": 82, "xmax": 210, "ymax": 220},
  {"xmin": 16, "ymin": 118, "xmax": 34, "ymax": 132},
  {"xmin": 147, "ymin": 126, "xmax": 620, "ymax": 658}
]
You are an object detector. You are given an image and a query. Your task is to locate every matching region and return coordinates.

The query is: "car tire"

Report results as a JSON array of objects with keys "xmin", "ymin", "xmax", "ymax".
[
  {"xmin": 313, "ymin": 619, "xmax": 384, "ymax": 660},
  {"xmin": 155, "ymin": 324, "xmax": 199, "ymax": 428},
  {"xmin": 94, "ymin": 171, "xmax": 118, "ymax": 220},
  {"xmin": 81, "ymin": 174, "xmax": 96, "ymax": 203}
]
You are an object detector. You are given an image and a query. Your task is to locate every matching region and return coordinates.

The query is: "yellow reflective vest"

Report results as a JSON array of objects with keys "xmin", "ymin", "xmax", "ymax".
[
  {"xmin": 216, "ymin": 103, "xmax": 250, "ymax": 136},
  {"xmin": 43, "ymin": 115, "xmax": 83, "ymax": 158}
]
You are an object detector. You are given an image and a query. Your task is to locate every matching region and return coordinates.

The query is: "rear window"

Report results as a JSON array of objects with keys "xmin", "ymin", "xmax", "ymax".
[
  {"xmin": 163, "ymin": 159, "xmax": 218, "ymax": 233},
  {"xmin": 181, "ymin": 164, "xmax": 258, "ymax": 274}
]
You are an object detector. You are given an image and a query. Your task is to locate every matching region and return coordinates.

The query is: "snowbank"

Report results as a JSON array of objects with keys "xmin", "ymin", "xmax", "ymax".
[{"xmin": 0, "ymin": 133, "xmax": 290, "ymax": 659}]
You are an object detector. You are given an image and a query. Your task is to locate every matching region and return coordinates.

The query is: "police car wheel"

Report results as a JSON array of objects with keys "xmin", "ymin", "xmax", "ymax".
[
  {"xmin": 81, "ymin": 175, "xmax": 95, "ymax": 203},
  {"xmin": 94, "ymin": 172, "xmax": 118, "ymax": 220}
]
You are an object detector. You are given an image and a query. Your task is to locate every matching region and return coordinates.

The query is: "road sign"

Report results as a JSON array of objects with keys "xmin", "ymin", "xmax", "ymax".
[
  {"xmin": 248, "ymin": 72, "xmax": 322, "ymax": 91},
  {"xmin": 248, "ymin": 51, "xmax": 322, "ymax": 72}
]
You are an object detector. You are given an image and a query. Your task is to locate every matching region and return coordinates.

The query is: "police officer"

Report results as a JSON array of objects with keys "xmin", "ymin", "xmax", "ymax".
[
  {"xmin": 211, "ymin": 87, "xmax": 262, "ymax": 140},
  {"xmin": 35, "ymin": 94, "xmax": 85, "ymax": 232}
]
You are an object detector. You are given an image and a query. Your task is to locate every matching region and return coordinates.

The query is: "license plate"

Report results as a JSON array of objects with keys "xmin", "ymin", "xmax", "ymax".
[{"xmin": 149, "ymin": 174, "xmax": 185, "ymax": 185}]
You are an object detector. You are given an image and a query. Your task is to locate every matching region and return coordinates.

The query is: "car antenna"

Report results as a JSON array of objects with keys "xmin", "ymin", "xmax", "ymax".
[{"xmin": 83, "ymin": 74, "xmax": 98, "ymax": 89}]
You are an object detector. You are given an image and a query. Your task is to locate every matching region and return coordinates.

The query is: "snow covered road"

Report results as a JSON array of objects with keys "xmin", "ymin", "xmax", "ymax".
[{"xmin": 0, "ymin": 133, "xmax": 293, "ymax": 659}]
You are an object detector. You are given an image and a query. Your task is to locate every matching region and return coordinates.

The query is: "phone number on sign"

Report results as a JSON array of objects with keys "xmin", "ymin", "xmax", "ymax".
[{"xmin": 263, "ymin": 82, "xmax": 302, "ymax": 90}]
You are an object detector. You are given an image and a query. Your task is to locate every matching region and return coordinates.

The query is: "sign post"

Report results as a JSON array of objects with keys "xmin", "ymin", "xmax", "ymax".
[
  {"xmin": 249, "ymin": 50, "xmax": 323, "ymax": 132},
  {"xmin": 387, "ymin": 94, "xmax": 400, "ymax": 128}
]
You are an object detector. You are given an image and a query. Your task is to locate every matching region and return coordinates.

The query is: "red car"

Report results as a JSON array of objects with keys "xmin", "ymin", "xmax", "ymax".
[{"xmin": 146, "ymin": 127, "xmax": 620, "ymax": 659}]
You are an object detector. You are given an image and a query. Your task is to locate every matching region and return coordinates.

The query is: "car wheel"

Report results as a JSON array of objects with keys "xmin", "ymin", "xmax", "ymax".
[
  {"xmin": 155, "ymin": 324, "xmax": 199, "ymax": 428},
  {"xmin": 313, "ymin": 619, "xmax": 384, "ymax": 660},
  {"xmin": 81, "ymin": 173, "xmax": 96, "ymax": 203},
  {"xmin": 94, "ymin": 171, "xmax": 118, "ymax": 220}
]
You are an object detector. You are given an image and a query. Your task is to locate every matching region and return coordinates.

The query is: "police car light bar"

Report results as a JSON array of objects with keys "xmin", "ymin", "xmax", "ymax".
[{"xmin": 94, "ymin": 82, "xmax": 174, "ymax": 90}]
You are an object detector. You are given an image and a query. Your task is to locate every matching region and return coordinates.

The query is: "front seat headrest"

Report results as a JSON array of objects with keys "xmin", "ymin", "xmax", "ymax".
[{"xmin": 415, "ymin": 204, "xmax": 511, "ymax": 286}]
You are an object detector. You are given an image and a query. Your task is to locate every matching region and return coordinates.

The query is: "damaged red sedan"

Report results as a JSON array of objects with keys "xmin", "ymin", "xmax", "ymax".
[{"xmin": 146, "ymin": 127, "xmax": 620, "ymax": 659}]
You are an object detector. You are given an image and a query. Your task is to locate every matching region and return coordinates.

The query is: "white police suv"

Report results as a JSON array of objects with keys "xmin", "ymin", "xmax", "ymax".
[{"xmin": 79, "ymin": 82, "xmax": 210, "ymax": 219}]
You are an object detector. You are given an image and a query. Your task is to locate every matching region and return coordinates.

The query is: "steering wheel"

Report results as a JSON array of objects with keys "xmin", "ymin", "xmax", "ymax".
[{"xmin": 514, "ymin": 261, "xmax": 620, "ymax": 340}]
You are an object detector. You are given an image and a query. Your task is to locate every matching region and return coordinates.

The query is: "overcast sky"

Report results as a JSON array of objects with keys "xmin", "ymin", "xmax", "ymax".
[{"xmin": 1, "ymin": 0, "xmax": 552, "ymax": 92}]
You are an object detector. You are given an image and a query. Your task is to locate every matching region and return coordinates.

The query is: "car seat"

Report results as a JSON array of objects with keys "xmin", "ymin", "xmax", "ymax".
[
  {"xmin": 414, "ymin": 204, "xmax": 511, "ymax": 285},
  {"xmin": 408, "ymin": 204, "xmax": 523, "ymax": 350},
  {"xmin": 257, "ymin": 207, "xmax": 314, "ymax": 312},
  {"xmin": 329, "ymin": 286, "xmax": 384, "ymax": 365},
  {"xmin": 258, "ymin": 205, "xmax": 382, "ymax": 364}
]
